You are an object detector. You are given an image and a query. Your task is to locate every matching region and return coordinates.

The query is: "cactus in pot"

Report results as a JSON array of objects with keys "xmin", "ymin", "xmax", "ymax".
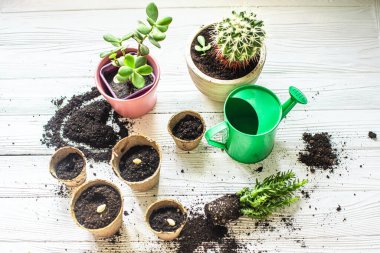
[{"xmin": 212, "ymin": 11, "xmax": 265, "ymax": 69}]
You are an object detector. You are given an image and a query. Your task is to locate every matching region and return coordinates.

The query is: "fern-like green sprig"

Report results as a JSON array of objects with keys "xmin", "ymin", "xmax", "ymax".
[{"xmin": 237, "ymin": 171, "xmax": 307, "ymax": 219}]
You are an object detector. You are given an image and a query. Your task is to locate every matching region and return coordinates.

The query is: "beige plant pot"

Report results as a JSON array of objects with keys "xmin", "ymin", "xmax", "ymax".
[
  {"xmin": 49, "ymin": 146, "xmax": 87, "ymax": 187},
  {"xmin": 70, "ymin": 179, "xmax": 123, "ymax": 238},
  {"xmin": 167, "ymin": 110, "xmax": 206, "ymax": 151},
  {"xmin": 111, "ymin": 134, "xmax": 162, "ymax": 192},
  {"xmin": 145, "ymin": 199, "xmax": 188, "ymax": 241},
  {"xmin": 185, "ymin": 25, "xmax": 267, "ymax": 102}
]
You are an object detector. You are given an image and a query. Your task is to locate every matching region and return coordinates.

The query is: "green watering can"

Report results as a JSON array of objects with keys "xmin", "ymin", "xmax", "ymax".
[{"xmin": 205, "ymin": 85, "xmax": 308, "ymax": 164}]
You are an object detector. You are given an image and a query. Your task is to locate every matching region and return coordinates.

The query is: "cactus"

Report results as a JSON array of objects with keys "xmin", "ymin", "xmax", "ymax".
[{"xmin": 212, "ymin": 10, "xmax": 265, "ymax": 69}]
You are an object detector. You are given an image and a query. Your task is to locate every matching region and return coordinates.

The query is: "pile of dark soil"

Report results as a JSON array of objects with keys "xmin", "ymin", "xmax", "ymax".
[
  {"xmin": 177, "ymin": 214, "xmax": 248, "ymax": 253},
  {"xmin": 74, "ymin": 184, "xmax": 121, "ymax": 229},
  {"xmin": 298, "ymin": 132, "xmax": 338, "ymax": 172},
  {"xmin": 119, "ymin": 145, "xmax": 160, "ymax": 182},
  {"xmin": 55, "ymin": 153, "xmax": 84, "ymax": 180},
  {"xmin": 149, "ymin": 206, "xmax": 186, "ymax": 232},
  {"xmin": 368, "ymin": 131, "xmax": 377, "ymax": 140},
  {"xmin": 190, "ymin": 26, "xmax": 259, "ymax": 80},
  {"xmin": 172, "ymin": 115, "xmax": 204, "ymax": 141},
  {"xmin": 41, "ymin": 88, "xmax": 130, "ymax": 162},
  {"xmin": 205, "ymin": 194, "xmax": 241, "ymax": 226}
]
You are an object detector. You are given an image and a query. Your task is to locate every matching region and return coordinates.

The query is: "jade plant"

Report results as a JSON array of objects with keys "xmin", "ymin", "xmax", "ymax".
[
  {"xmin": 100, "ymin": 2, "xmax": 172, "ymax": 88},
  {"xmin": 195, "ymin": 10, "xmax": 265, "ymax": 69},
  {"xmin": 205, "ymin": 170, "xmax": 307, "ymax": 226}
]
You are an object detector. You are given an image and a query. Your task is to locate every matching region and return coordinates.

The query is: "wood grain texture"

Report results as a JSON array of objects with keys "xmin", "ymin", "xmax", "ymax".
[{"xmin": 0, "ymin": 0, "xmax": 380, "ymax": 252}]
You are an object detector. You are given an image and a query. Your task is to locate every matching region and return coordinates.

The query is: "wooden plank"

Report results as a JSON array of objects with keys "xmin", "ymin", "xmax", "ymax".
[
  {"xmin": 1, "ymin": 110, "xmax": 379, "ymax": 156},
  {"xmin": 0, "ymin": 147, "xmax": 379, "ymax": 198},
  {"xmin": 0, "ymin": 7, "xmax": 379, "ymax": 79},
  {"xmin": 0, "ymin": 0, "xmax": 372, "ymax": 13},
  {"xmin": 1, "ymin": 73, "xmax": 380, "ymax": 116}
]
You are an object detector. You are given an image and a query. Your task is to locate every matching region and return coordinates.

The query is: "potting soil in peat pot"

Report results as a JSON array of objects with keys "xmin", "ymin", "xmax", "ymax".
[
  {"xmin": 190, "ymin": 26, "xmax": 259, "ymax": 80},
  {"xmin": 55, "ymin": 153, "xmax": 84, "ymax": 180},
  {"xmin": 149, "ymin": 206, "xmax": 186, "ymax": 232},
  {"xmin": 119, "ymin": 145, "xmax": 160, "ymax": 181},
  {"xmin": 74, "ymin": 185, "xmax": 121, "ymax": 229},
  {"xmin": 172, "ymin": 115, "xmax": 204, "ymax": 140},
  {"xmin": 41, "ymin": 88, "xmax": 130, "ymax": 162}
]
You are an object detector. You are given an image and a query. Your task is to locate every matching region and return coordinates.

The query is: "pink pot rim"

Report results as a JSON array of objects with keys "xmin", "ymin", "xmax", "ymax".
[{"xmin": 95, "ymin": 48, "xmax": 160, "ymax": 102}]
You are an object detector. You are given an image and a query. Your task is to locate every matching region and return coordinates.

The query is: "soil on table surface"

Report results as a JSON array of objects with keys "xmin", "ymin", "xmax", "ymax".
[
  {"xmin": 55, "ymin": 153, "xmax": 84, "ymax": 180},
  {"xmin": 172, "ymin": 115, "xmax": 204, "ymax": 141},
  {"xmin": 177, "ymin": 214, "xmax": 248, "ymax": 253},
  {"xmin": 190, "ymin": 26, "xmax": 260, "ymax": 80},
  {"xmin": 107, "ymin": 74, "xmax": 154, "ymax": 99},
  {"xmin": 149, "ymin": 206, "xmax": 186, "ymax": 232},
  {"xmin": 74, "ymin": 184, "xmax": 121, "ymax": 229},
  {"xmin": 298, "ymin": 132, "xmax": 338, "ymax": 171},
  {"xmin": 119, "ymin": 145, "xmax": 160, "ymax": 182},
  {"xmin": 41, "ymin": 88, "xmax": 130, "ymax": 162},
  {"xmin": 368, "ymin": 131, "xmax": 377, "ymax": 139},
  {"xmin": 205, "ymin": 194, "xmax": 241, "ymax": 226}
]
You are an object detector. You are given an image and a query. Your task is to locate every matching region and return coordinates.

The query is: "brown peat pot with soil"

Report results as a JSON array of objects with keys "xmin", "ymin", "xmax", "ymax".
[
  {"xmin": 70, "ymin": 179, "xmax": 123, "ymax": 238},
  {"xmin": 49, "ymin": 146, "xmax": 87, "ymax": 187},
  {"xmin": 185, "ymin": 19, "xmax": 266, "ymax": 102},
  {"xmin": 111, "ymin": 135, "xmax": 162, "ymax": 191},
  {"xmin": 145, "ymin": 199, "xmax": 187, "ymax": 241},
  {"xmin": 168, "ymin": 110, "xmax": 206, "ymax": 151}
]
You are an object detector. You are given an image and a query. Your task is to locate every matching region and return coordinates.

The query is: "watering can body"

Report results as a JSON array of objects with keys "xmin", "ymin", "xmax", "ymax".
[{"xmin": 205, "ymin": 85, "xmax": 307, "ymax": 164}]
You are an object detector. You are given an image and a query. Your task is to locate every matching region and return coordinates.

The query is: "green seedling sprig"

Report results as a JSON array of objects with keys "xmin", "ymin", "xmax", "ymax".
[
  {"xmin": 100, "ymin": 2, "xmax": 172, "ymax": 88},
  {"xmin": 194, "ymin": 35, "xmax": 211, "ymax": 55}
]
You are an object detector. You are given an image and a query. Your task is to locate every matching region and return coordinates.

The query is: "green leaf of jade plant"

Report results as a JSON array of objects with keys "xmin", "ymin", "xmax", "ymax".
[
  {"xmin": 114, "ymin": 55, "xmax": 153, "ymax": 89},
  {"xmin": 99, "ymin": 2, "xmax": 172, "ymax": 90}
]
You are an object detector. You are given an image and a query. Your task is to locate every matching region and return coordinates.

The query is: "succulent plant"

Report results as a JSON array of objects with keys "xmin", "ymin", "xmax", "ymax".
[
  {"xmin": 194, "ymin": 35, "xmax": 211, "ymax": 55},
  {"xmin": 100, "ymin": 2, "xmax": 172, "ymax": 88},
  {"xmin": 212, "ymin": 10, "xmax": 265, "ymax": 68}
]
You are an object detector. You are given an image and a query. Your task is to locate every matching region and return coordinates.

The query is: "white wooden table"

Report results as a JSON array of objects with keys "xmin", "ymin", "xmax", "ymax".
[{"xmin": 1, "ymin": 0, "xmax": 380, "ymax": 252}]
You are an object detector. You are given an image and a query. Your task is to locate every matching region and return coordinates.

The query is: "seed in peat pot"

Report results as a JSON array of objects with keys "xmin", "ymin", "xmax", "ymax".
[
  {"xmin": 96, "ymin": 204, "xmax": 107, "ymax": 213},
  {"xmin": 63, "ymin": 101, "xmax": 118, "ymax": 149},
  {"xmin": 55, "ymin": 153, "xmax": 84, "ymax": 180},
  {"xmin": 172, "ymin": 115, "xmax": 204, "ymax": 141},
  {"xmin": 74, "ymin": 185, "xmax": 121, "ymax": 229},
  {"xmin": 133, "ymin": 158, "xmax": 142, "ymax": 165},
  {"xmin": 149, "ymin": 207, "xmax": 186, "ymax": 232},
  {"xmin": 119, "ymin": 145, "xmax": 159, "ymax": 182},
  {"xmin": 298, "ymin": 132, "xmax": 338, "ymax": 171},
  {"xmin": 204, "ymin": 194, "xmax": 241, "ymax": 226}
]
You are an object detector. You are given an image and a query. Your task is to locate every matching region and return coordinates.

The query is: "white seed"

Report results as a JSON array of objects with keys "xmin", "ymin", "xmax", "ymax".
[
  {"xmin": 96, "ymin": 204, "xmax": 106, "ymax": 213},
  {"xmin": 133, "ymin": 158, "xmax": 142, "ymax": 165},
  {"xmin": 167, "ymin": 218, "xmax": 176, "ymax": 226}
]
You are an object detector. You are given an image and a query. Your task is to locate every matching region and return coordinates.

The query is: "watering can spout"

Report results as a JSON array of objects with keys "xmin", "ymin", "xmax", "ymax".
[{"xmin": 281, "ymin": 86, "xmax": 308, "ymax": 119}]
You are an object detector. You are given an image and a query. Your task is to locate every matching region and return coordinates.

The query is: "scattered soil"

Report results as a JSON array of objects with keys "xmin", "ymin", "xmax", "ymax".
[
  {"xmin": 119, "ymin": 145, "xmax": 160, "ymax": 182},
  {"xmin": 204, "ymin": 194, "xmax": 241, "ymax": 226},
  {"xmin": 74, "ymin": 184, "xmax": 121, "ymax": 229},
  {"xmin": 51, "ymin": 96, "xmax": 66, "ymax": 107},
  {"xmin": 298, "ymin": 132, "xmax": 338, "ymax": 171},
  {"xmin": 41, "ymin": 88, "xmax": 130, "ymax": 162},
  {"xmin": 149, "ymin": 206, "xmax": 186, "ymax": 232},
  {"xmin": 190, "ymin": 26, "xmax": 259, "ymax": 80},
  {"xmin": 336, "ymin": 205, "xmax": 342, "ymax": 212},
  {"xmin": 172, "ymin": 115, "xmax": 204, "ymax": 141},
  {"xmin": 55, "ymin": 153, "xmax": 84, "ymax": 180},
  {"xmin": 107, "ymin": 74, "xmax": 154, "ymax": 99},
  {"xmin": 177, "ymin": 214, "xmax": 248, "ymax": 253},
  {"xmin": 368, "ymin": 131, "xmax": 377, "ymax": 140}
]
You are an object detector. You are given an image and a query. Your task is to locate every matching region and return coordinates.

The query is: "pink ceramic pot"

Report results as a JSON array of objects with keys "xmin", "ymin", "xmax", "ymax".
[{"xmin": 95, "ymin": 48, "xmax": 160, "ymax": 118}]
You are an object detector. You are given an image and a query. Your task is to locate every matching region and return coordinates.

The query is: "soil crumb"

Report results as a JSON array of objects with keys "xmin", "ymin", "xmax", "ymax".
[
  {"xmin": 299, "ymin": 132, "xmax": 338, "ymax": 171},
  {"xmin": 368, "ymin": 131, "xmax": 377, "ymax": 140},
  {"xmin": 41, "ymin": 88, "xmax": 130, "ymax": 162}
]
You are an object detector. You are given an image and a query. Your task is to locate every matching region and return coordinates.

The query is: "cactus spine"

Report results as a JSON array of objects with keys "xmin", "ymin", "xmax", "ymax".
[{"xmin": 213, "ymin": 11, "xmax": 265, "ymax": 69}]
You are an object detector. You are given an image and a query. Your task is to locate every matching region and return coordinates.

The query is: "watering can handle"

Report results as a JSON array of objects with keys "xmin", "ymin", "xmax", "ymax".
[
  {"xmin": 205, "ymin": 121, "xmax": 228, "ymax": 150},
  {"xmin": 281, "ymin": 86, "xmax": 308, "ymax": 119}
]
